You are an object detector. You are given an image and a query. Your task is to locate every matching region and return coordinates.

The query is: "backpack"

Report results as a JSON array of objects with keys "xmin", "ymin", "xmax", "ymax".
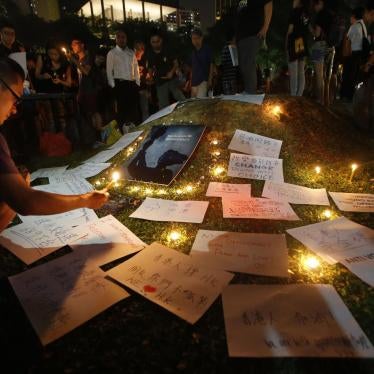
[{"xmin": 358, "ymin": 21, "xmax": 371, "ymax": 59}]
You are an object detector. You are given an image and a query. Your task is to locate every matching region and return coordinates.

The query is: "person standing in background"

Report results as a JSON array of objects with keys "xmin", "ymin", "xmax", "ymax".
[
  {"xmin": 190, "ymin": 28, "xmax": 214, "ymax": 98},
  {"xmin": 236, "ymin": 0, "xmax": 273, "ymax": 94},
  {"xmin": 286, "ymin": 0, "xmax": 310, "ymax": 97},
  {"xmin": 134, "ymin": 40, "xmax": 149, "ymax": 122},
  {"xmin": 145, "ymin": 30, "xmax": 185, "ymax": 109},
  {"xmin": 0, "ymin": 21, "xmax": 24, "ymax": 58},
  {"xmin": 341, "ymin": 7, "xmax": 368, "ymax": 101},
  {"xmin": 107, "ymin": 29, "xmax": 140, "ymax": 131}
]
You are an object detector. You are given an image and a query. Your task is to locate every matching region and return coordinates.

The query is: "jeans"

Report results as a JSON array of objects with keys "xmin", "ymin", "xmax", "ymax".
[
  {"xmin": 139, "ymin": 89, "xmax": 149, "ymax": 122},
  {"xmin": 114, "ymin": 79, "xmax": 140, "ymax": 125},
  {"xmin": 156, "ymin": 78, "xmax": 186, "ymax": 109},
  {"xmin": 237, "ymin": 36, "xmax": 262, "ymax": 94},
  {"xmin": 288, "ymin": 59, "xmax": 306, "ymax": 96}
]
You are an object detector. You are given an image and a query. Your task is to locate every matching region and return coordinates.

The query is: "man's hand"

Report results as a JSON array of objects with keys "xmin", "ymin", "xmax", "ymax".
[
  {"xmin": 162, "ymin": 70, "xmax": 175, "ymax": 80},
  {"xmin": 257, "ymin": 26, "xmax": 268, "ymax": 39},
  {"xmin": 42, "ymin": 73, "xmax": 52, "ymax": 80},
  {"xmin": 17, "ymin": 166, "xmax": 30, "ymax": 186},
  {"xmin": 84, "ymin": 191, "xmax": 109, "ymax": 209}
]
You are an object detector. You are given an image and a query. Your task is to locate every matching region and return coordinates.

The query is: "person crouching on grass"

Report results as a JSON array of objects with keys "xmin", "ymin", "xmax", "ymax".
[{"xmin": 0, "ymin": 57, "xmax": 109, "ymax": 233}]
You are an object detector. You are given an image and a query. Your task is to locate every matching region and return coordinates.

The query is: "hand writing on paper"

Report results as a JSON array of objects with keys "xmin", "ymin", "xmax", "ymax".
[{"xmin": 84, "ymin": 191, "xmax": 109, "ymax": 209}]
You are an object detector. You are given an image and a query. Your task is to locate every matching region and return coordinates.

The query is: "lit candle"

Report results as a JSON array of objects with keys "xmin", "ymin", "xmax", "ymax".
[
  {"xmin": 349, "ymin": 163, "xmax": 358, "ymax": 183},
  {"xmin": 271, "ymin": 105, "xmax": 282, "ymax": 117},
  {"xmin": 212, "ymin": 166, "xmax": 225, "ymax": 176},
  {"xmin": 185, "ymin": 185, "xmax": 193, "ymax": 192},
  {"xmin": 168, "ymin": 231, "xmax": 181, "ymax": 241},
  {"xmin": 212, "ymin": 151, "xmax": 221, "ymax": 157},
  {"xmin": 105, "ymin": 171, "xmax": 120, "ymax": 190},
  {"xmin": 61, "ymin": 47, "xmax": 67, "ymax": 54},
  {"xmin": 303, "ymin": 256, "xmax": 321, "ymax": 271},
  {"xmin": 176, "ymin": 189, "xmax": 183, "ymax": 195},
  {"xmin": 315, "ymin": 166, "xmax": 321, "ymax": 175},
  {"xmin": 322, "ymin": 209, "xmax": 332, "ymax": 219},
  {"xmin": 211, "ymin": 140, "xmax": 219, "ymax": 145}
]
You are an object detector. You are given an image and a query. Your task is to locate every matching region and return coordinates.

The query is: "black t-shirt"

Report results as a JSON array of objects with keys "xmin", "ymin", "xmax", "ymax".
[
  {"xmin": 236, "ymin": 0, "xmax": 272, "ymax": 41},
  {"xmin": 288, "ymin": 8, "xmax": 310, "ymax": 61},
  {"xmin": 314, "ymin": 9, "xmax": 333, "ymax": 42},
  {"xmin": 145, "ymin": 48, "xmax": 175, "ymax": 86},
  {"xmin": 0, "ymin": 42, "xmax": 23, "ymax": 58}
]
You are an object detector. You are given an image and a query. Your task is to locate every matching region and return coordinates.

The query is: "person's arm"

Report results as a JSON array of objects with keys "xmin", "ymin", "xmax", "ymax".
[
  {"xmin": 133, "ymin": 54, "xmax": 140, "ymax": 86},
  {"xmin": 52, "ymin": 65, "xmax": 72, "ymax": 87},
  {"xmin": 0, "ymin": 173, "xmax": 109, "ymax": 217},
  {"xmin": 258, "ymin": 1, "xmax": 273, "ymax": 38},
  {"xmin": 106, "ymin": 50, "xmax": 115, "ymax": 88},
  {"xmin": 35, "ymin": 55, "xmax": 51, "ymax": 80},
  {"xmin": 163, "ymin": 59, "xmax": 179, "ymax": 80},
  {"xmin": 285, "ymin": 24, "xmax": 294, "ymax": 54},
  {"xmin": 0, "ymin": 202, "xmax": 16, "ymax": 232}
]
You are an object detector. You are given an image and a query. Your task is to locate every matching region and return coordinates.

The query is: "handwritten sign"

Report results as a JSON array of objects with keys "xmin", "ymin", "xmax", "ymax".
[
  {"xmin": 287, "ymin": 217, "xmax": 374, "ymax": 264},
  {"xmin": 19, "ymin": 179, "xmax": 97, "ymax": 227},
  {"xmin": 0, "ymin": 215, "xmax": 144, "ymax": 265},
  {"xmin": 30, "ymin": 166, "xmax": 68, "ymax": 182},
  {"xmin": 262, "ymin": 181, "xmax": 330, "ymax": 206},
  {"xmin": 49, "ymin": 163, "xmax": 111, "ymax": 183},
  {"xmin": 141, "ymin": 102, "xmax": 178, "ymax": 125},
  {"xmin": 83, "ymin": 147, "xmax": 123, "ymax": 164},
  {"xmin": 190, "ymin": 230, "xmax": 288, "ymax": 277},
  {"xmin": 9, "ymin": 250, "xmax": 129, "ymax": 345},
  {"xmin": 228, "ymin": 153, "xmax": 284, "ymax": 181},
  {"xmin": 107, "ymin": 242, "xmax": 233, "ymax": 324},
  {"xmin": 329, "ymin": 192, "xmax": 374, "ymax": 213},
  {"xmin": 222, "ymin": 198, "xmax": 299, "ymax": 221},
  {"xmin": 108, "ymin": 130, "xmax": 143, "ymax": 150},
  {"xmin": 221, "ymin": 94, "xmax": 265, "ymax": 105},
  {"xmin": 206, "ymin": 182, "xmax": 251, "ymax": 199},
  {"xmin": 228, "ymin": 130, "xmax": 282, "ymax": 158},
  {"xmin": 222, "ymin": 284, "xmax": 374, "ymax": 358},
  {"xmin": 130, "ymin": 197, "xmax": 209, "ymax": 223}
]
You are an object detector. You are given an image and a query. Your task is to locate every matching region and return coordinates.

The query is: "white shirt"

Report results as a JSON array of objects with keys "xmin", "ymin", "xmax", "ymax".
[
  {"xmin": 106, "ymin": 45, "xmax": 140, "ymax": 88},
  {"xmin": 347, "ymin": 20, "xmax": 368, "ymax": 52}
]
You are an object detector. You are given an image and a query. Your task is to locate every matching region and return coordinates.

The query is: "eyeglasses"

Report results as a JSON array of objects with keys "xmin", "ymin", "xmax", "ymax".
[{"xmin": 0, "ymin": 76, "xmax": 22, "ymax": 106}]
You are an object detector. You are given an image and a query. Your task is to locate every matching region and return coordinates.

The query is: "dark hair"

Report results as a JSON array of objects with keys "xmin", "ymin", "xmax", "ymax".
[
  {"xmin": 352, "ymin": 7, "xmax": 365, "ymax": 20},
  {"xmin": 115, "ymin": 28, "xmax": 127, "ymax": 36},
  {"xmin": 150, "ymin": 28, "xmax": 163, "ymax": 40},
  {"xmin": 0, "ymin": 57, "xmax": 25, "ymax": 90},
  {"xmin": 0, "ymin": 19, "xmax": 15, "ymax": 31},
  {"xmin": 191, "ymin": 28, "xmax": 203, "ymax": 37}
]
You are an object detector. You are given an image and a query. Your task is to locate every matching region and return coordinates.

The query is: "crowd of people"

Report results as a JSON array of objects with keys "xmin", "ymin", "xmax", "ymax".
[{"xmin": 0, "ymin": 1, "xmax": 373, "ymax": 157}]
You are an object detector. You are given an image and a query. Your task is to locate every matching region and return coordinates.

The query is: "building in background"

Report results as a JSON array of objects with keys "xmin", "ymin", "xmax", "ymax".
[
  {"xmin": 166, "ymin": 8, "xmax": 200, "ymax": 31},
  {"xmin": 215, "ymin": 0, "xmax": 237, "ymax": 20},
  {"xmin": 79, "ymin": 0, "xmax": 179, "ymax": 23}
]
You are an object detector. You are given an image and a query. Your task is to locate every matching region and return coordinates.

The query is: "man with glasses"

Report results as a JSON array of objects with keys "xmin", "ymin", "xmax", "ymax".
[{"xmin": 0, "ymin": 57, "xmax": 109, "ymax": 233}]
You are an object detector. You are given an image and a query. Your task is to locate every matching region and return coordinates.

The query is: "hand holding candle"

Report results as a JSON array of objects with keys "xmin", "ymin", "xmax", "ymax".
[
  {"xmin": 349, "ymin": 163, "xmax": 358, "ymax": 183},
  {"xmin": 105, "ymin": 171, "xmax": 121, "ymax": 190}
]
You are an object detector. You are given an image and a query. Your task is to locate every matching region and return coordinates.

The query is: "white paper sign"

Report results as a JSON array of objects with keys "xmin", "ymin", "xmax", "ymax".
[
  {"xmin": 222, "ymin": 197, "xmax": 299, "ymax": 221},
  {"xmin": 262, "ymin": 181, "xmax": 330, "ymax": 206},
  {"xmin": 141, "ymin": 102, "xmax": 178, "ymax": 125},
  {"xmin": 228, "ymin": 130, "xmax": 282, "ymax": 158},
  {"xmin": 190, "ymin": 230, "xmax": 288, "ymax": 277},
  {"xmin": 228, "ymin": 153, "xmax": 284, "ymax": 181},
  {"xmin": 287, "ymin": 217, "xmax": 374, "ymax": 265},
  {"xmin": 9, "ymin": 250, "xmax": 129, "ymax": 345},
  {"xmin": 49, "ymin": 163, "xmax": 111, "ymax": 183},
  {"xmin": 130, "ymin": 197, "xmax": 209, "ymax": 223},
  {"xmin": 329, "ymin": 192, "xmax": 374, "ymax": 212},
  {"xmin": 228, "ymin": 45, "xmax": 239, "ymax": 67},
  {"xmin": 107, "ymin": 242, "xmax": 233, "ymax": 324},
  {"xmin": 19, "ymin": 179, "xmax": 97, "ymax": 227},
  {"xmin": 30, "ymin": 166, "xmax": 69, "ymax": 182},
  {"xmin": 206, "ymin": 182, "xmax": 251, "ymax": 199},
  {"xmin": 222, "ymin": 284, "xmax": 374, "ymax": 358},
  {"xmin": 9, "ymin": 52, "xmax": 27, "ymax": 75},
  {"xmin": 83, "ymin": 147, "xmax": 123, "ymax": 164},
  {"xmin": 221, "ymin": 94, "xmax": 265, "ymax": 105},
  {"xmin": 108, "ymin": 130, "xmax": 143, "ymax": 150}
]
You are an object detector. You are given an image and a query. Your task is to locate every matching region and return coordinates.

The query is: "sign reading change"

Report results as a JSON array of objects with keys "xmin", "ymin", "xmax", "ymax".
[{"xmin": 122, "ymin": 125, "xmax": 206, "ymax": 185}]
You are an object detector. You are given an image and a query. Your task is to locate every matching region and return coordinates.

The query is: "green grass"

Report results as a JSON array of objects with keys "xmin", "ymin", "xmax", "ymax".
[{"xmin": 0, "ymin": 96, "xmax": 373, "ymax": 373}]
